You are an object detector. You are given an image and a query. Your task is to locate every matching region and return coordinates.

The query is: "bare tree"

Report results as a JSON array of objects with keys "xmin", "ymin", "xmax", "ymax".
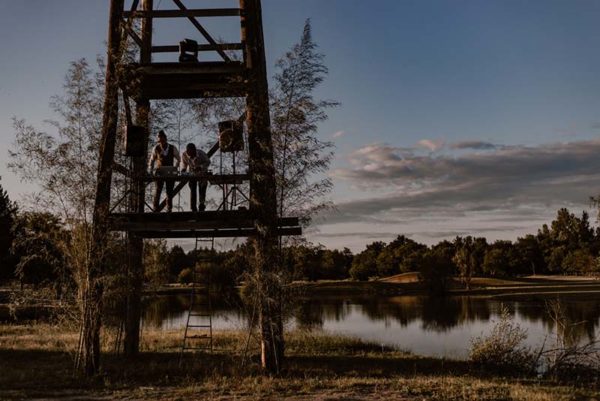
[{"xmin": 8, "ymin": 59, "xmax": 107, "ymax": 302}]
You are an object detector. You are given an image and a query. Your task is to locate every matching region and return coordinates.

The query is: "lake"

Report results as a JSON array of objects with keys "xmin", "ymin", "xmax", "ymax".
[{"xmin": 141, "ymin": 290, "xmax": 600, "ymax": 359}]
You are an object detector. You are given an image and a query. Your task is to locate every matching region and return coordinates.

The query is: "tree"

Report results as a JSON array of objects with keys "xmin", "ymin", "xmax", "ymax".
[
  {"xmin": 271, "ymin": 19, "xmax": 338, "ymax": 225},
  {"xmin": 376, "ymin": 235, "xmax": 427, "ymax": 277},
  {"xmin": 11, "ymin": 212, "xmax": 68, "ymax": 295},
  {"xmin": 0, "ymin": 179, "xmax": 17, "ymax": 282},
  {"xmin": 453, "ymin": 236, "xmax": 486, "ymax": 289},
  {"xmin": 418, "ymin": 246, "xmax": 454, "ymax": 294},
  {"xmin": 8, "ymin": 59, "xmax": 108, "ymax": 295},
  {"xmin": 349, "ymin": 241, "xmax": 385, "ymax": 281}
]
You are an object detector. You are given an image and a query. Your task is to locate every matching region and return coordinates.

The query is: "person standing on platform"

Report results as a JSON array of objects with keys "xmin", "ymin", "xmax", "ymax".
[
  {"xmin": 181, "ymin": 143, "xmax": 210, "ymax": 212},
  {"xmin": 149, "ymin": 130, "xmax": 181, "ymax": 212}
]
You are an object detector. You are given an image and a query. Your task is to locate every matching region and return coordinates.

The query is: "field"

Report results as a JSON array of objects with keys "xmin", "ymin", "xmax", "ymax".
[{"xmin": 0, "ymin": 323, "xmax": 599, "ymax": 400}]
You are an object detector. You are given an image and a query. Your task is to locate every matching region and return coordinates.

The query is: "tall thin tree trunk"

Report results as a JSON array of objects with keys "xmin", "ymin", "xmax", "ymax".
[{"xmin": 76, "ymin": 0, "xmax": 124, "ymax": 376}]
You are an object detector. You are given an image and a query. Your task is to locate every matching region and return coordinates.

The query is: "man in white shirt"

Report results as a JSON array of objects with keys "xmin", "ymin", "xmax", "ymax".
[
  {"xmin": 148, "ymin": 130, "xmax": 181, "ymax": 212},
  {"xmin": 181, "ymin": 142, "xmax": 210, "ymax": 212}
]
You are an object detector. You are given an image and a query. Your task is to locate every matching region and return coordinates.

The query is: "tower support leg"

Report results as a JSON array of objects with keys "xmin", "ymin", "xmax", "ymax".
[{"xmin": 241, "ymin": 0, "xmax": 283, "ymax": 373}]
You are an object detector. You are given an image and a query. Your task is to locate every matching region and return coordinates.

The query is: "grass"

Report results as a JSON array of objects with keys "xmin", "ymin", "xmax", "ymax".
[{"xmin": 1, "ymin": 323, "xmax": 599, "ymax": 400}]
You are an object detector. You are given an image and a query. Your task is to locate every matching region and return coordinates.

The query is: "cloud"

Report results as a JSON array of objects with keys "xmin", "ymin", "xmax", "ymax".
[
  {"xmin": 332, "ymin": 130, "xmax": 346, "ymax": 139},
  {"xmin": 327, "ymin": 139, "xmax": 600, "ymax": 228},
  {"xmin": 450, "ymin": 141, "xmax": 498, "ymax": 150},
  {"xmin": 417, "ymin": 139, "xmax": 445, "ymax": 152}
]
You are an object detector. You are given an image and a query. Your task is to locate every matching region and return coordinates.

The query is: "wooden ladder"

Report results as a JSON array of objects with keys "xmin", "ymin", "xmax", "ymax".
[{"xmin": 179, "ymin": 236, "xmax": 215, "ymax": 363}]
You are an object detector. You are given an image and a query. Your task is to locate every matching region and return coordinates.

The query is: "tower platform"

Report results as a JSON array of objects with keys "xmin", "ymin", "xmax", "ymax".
[
  {"xmin": 121, "ymin": 62, "xmax": 248, "ymax": 100},
  {"xmin": 108, "ymin": 210, "xmax": 301, "ymax": 239}
]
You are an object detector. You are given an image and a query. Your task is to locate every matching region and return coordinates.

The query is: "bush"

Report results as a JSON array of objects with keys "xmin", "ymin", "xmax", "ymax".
[
  {"xmin": 469, "ymin": 305, "xmax": 537, "ymax": 375},
  {"xmin": 178, "ymin": 268, "xmax": 193, "ymax": 284}
]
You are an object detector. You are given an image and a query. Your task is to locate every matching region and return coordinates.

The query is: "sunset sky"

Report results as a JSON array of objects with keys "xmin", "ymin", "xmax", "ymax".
[{"xmin": 2, "ymin": 1, "xmax": 600, "ymax": 251}]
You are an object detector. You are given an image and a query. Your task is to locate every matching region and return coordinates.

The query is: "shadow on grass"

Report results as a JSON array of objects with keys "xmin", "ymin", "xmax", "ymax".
[{"xmin": 0, "ymin": 346, "xmax": 487, "ymax": 396}]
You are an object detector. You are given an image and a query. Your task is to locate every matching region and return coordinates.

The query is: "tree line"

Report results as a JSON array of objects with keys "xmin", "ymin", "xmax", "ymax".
[{"xmin": 2, "ymin": 176, "xmax": 599, "ymax": 293}]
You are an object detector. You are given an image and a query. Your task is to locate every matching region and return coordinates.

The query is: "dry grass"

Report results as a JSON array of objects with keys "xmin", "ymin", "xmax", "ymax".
[{"xmin": 0, "ymin": 323, "xmax": 598, "ymax": 400}]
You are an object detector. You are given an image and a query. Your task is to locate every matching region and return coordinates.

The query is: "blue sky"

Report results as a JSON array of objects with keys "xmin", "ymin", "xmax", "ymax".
[{"xmin": 2, "ymin": 1, "xmax": 600, "ymax": 250}]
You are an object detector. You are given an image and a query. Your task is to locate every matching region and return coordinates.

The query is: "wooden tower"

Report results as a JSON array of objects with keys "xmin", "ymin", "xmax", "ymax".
[{"xmin": 83, "ymin": 0, "xmax": 297, "ymax": 375}]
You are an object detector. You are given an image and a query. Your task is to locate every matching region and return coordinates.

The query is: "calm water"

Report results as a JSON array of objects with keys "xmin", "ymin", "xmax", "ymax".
[{"xmin": 141, "ymin": 291, "xmax": 600, "ymax": 359}]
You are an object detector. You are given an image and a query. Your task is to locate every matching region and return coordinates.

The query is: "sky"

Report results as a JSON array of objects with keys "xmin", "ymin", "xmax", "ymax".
[{"xmin": 2, "ymin": 1, "xmax": 600, "ymax": 251}]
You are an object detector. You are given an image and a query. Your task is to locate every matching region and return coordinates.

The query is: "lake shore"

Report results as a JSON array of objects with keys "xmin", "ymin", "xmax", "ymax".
[
  {"xmin": 1, "ymin": 323, "xmax": 598, "ymax": 400},
  {"xmin": 138, "ymin": 274, "xmax": 600, "ymax": 297}
]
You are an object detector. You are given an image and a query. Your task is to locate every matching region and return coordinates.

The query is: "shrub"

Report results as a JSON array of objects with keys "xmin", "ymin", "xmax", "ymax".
[
  {"xmin": 469, "ymin": 305, "xmax": 537, "ymax": 375},
  {"xmin": 178, "ymin": 268, "xmax": 193, "ymax": 284}
]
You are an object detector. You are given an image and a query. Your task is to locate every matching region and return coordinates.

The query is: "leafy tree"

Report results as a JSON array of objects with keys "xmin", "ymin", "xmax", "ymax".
[
  {"xmin": 166, "ymin": 245, "xmax": 190, "ymax": 281},
  {"xmin": 0, "ymin": 179, "xmax": 17, "ymax": 282},
  {"xmin": 321, "ymin": 248, "xmax": 353, "ymax": 280},
  {"xmin": 482, "ymin": 245, "xmax": 511, "ymax": 277},
  {"xmin": 514, "ymin": 234, "xmax": 544, "ymax": 276},
  {"xmin": 376, "ymin": 235, "xmax": 427, "ymax": 277},
  {"xmin": 11, "ymin": 212, "xmax": 67, "ymax": 294},
  {"xmin": 563, "ymin": 249, "xmax": 595, "ymax": 274},
  {"xmin": 349, "ymin": 241, "xmax": 385, "ymax": 281},
  {"xmin": 453, "ymin": 236, "xmax": 480, "ymax": 289},
  {"xmin": 271, "ymin": 20, "xmax": 338, "ymax": 225},
  {"xmin": 418, "ymin": 246, "xmax": 454, "ymax": 294},
  {"xmin": 144, "ymin": 240, "xmax": 169, "ymax": 286}
]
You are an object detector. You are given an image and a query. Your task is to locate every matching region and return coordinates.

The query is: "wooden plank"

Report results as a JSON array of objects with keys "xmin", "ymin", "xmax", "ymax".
[
  {"xmin": 109, "ymin": 211, "xmax": 299, "ymax": 226},
  {"xmin": 142, "ymin": 174, "xmax": 250, "ymax": 184},
  {"xmin": 171, "ymin": 0, "xmax": 232, "ymax": 62},
  {"xmin": 136, "ymin": 226, "xmax": 302, "ymax": 239},
  {"xmin": 124, "ymin": 8, "xmax": 241, "ymax": 18},
  {"xmin": 111, "ymin": 209, "xmax": 251, "ymax": 221},
  {"xmin": 110, "ymin": 218, "xmax": 299, "ymax": 232},
  {"xmin": 207, "ymin": 141, "xmax": 220, "ymax": 158},
  {"xmin": 152, "ymin": 43, "xmax": 244, "ymax": 53}
]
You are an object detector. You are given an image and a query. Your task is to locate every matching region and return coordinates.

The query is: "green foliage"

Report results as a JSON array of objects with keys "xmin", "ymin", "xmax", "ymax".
[
  {"xmin": 11, "ymin": 212, "xmax": 66, "ymax": 288},
  {"xmin": 0, "ymin": 179, "xmax": 18, "ymax": 282},
  {"xmin": 376, "ymin": 235, "xmax": 427, "ymax": 277},
  {"xmin": 165, "ymin": 245, "xmax": 191, "ymax": 281},
  {"xmin": 349, "ymin": 242, "xmax": 385, "ymax": 281},
  {"xmin": 178, "ymin": 268, "xmax": 193, "ymax": 284},
  {"xmin": 271, "ymin": 19, "xmax": 338, "ymax": 224},
  {"xmin": 144, "ymin": 240, "xmax": 169, "ymax": 286},
  {"xmin": 418, "ymin": 246, "xmax": 455, "ymax": 294}
]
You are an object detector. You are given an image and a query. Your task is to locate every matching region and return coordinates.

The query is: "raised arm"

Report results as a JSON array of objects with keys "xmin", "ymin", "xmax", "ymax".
[{"xmin": 148, "ymin": 146, "xmax": 157, "ymax": 171}]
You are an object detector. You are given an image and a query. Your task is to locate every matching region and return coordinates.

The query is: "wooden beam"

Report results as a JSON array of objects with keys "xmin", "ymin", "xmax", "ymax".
[
  {"xmin": 171, "ymin": 0, "xmax": 232, "ymax": 62},
  {"xmin": 124, "ymin": 8, "xmax": 241, "ymax": 18},
  {"xmin": 151, "ymin": 43, "xmax": 244, "ymax": 53},
  {"xmin": 136, "ymin": 226, "xmax": 302, "ymax": 239},
  {"xmin": 112, "ymin": 162, "xmax": 131, "ymax": 177},
  {"xmin": 122, "ymin": 22, "xmax": 143, "ymax": 47},
  {"xmin": 109, "ymin": 211, "xmax": 298, "ymax": 226},
  {"xmin": 207, "ymin": 141, "xmax": 220, "ymax": 158}
]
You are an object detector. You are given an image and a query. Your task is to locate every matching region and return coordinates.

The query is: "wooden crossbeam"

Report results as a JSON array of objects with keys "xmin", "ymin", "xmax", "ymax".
[
  {"xmin": 122, "ymin": 22, "xmax": 143, "ymax": 47},
  {"xmin": 108, "ymin": 212, "xmax": 299, "ymax": 232},
  {"xmin": 123, "ymin": 8, "xmax": 241, "ymax": 18},
  {"xmin": 152, "ymin": 43, "xmax": 243, "ymax": 53},
  {"xmin": 112, "ymin": 162, "xmax": 131, "ymax": 177},
  {"xmin": 171, "ymin": 0, "xmax": 232, "ymax": 62},
  {"xmin": 136, "ymin": 227, "xmax": 302, "ymax": 239}
]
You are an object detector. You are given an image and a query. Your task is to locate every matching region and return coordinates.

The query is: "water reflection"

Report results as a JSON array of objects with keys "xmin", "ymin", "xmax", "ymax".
[{"xmin": 141, "ymin": 292, "xmax": 600, "ymax": 358}]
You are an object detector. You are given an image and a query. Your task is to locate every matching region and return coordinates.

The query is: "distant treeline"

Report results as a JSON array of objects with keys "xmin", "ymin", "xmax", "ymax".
[{"xmin": 2, "ymin": 173, "xmax": 599, "ymax": 292}]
